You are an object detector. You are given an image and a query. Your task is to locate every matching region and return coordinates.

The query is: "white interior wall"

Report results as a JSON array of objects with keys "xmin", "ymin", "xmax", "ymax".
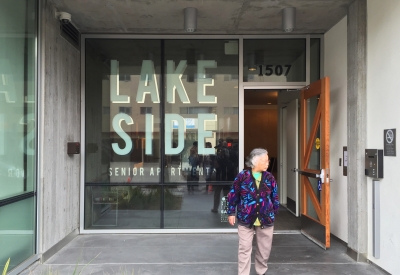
[
  {"xmin": 280, "ymin": 107, "xmax": 287, "ymax": 205},
  {"xmin": 323, "ymin": 17, "xmax": 348, "ymax": 242},
  {"xmin": 367, "ymin": 1, "xmax": 400, "ymax": 274}
]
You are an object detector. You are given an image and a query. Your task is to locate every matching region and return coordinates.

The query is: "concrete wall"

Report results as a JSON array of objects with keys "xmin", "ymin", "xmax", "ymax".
[
  {"xmin": 367, "ymin": 1, "xmax": 400, "ymax": 273},
  {"xmin": 347, "ymin": 0, "xmax": 368, "ymax": 262},
  {"xmin": 39, "ymin": 0, "xmax": 80, "ymax": 252},
  {"xmin": 324, "ymin": 17, "xmax": 348, "ymax": 242}
]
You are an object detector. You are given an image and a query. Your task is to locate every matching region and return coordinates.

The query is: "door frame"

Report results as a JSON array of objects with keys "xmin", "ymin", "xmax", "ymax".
[
  {"xmin": 242, "ymin": 85, "xmax": 303, "ymax": 214},
  {"xmin": 285, "ymin": 98, "xmax": 299, "ymax": 216}
]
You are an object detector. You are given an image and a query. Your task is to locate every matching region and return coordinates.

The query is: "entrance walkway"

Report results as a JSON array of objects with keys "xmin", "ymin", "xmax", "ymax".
[{"xmin": 20, "ymin": 233, "xmax": 385, "ymax": 275}]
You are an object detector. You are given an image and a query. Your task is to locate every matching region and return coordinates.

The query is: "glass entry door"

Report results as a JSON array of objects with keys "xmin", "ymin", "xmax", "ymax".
[{"xmin": 299, "ymin": 77, "xmax": 330, "ymax": 249}]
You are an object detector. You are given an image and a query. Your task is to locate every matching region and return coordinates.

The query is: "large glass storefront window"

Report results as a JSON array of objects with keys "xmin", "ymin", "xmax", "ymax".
[
  {"xmin": 0, "ymin": 0, "xmax": 37, "ymax": 270},
  {"xmin": 85, "ymin": 39, "xmax": 162, "ymax": 229},
  {"xmin": 310, "ymin": 38, "xmax": 321, "ymax": 83},
  {"xmin": 84, "ymin": 39, "xmax": 239, "ymax": 229},
  {"xmin": 163, "ymin": 40, "xmax": 239, "ymax": 228}
]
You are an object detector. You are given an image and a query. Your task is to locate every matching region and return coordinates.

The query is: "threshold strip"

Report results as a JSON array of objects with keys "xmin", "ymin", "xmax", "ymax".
[
  {"xmin": 274, "ymin": 230, "xmax": 301, "ymax": 234},
  {"xmin": 44, "ymin": 262, "xmax": 362, "ymax": 266}
]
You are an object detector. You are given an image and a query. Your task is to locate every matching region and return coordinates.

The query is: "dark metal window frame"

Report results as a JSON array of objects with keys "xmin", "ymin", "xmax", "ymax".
[{"xmin": 0, "ymin": 191, "xmax": 35, "ymax": 208}]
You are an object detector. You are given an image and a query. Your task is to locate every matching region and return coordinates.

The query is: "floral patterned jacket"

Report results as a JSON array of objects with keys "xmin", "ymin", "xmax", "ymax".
[{"xmin": 227, "ymin": 169, "xmax": 279, "ymax": 228}]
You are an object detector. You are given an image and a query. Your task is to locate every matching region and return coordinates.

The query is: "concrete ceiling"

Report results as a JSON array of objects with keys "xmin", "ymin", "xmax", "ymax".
[{"xmin": 50, "ymin": 0, "xmax": 354, "ymax": 34}]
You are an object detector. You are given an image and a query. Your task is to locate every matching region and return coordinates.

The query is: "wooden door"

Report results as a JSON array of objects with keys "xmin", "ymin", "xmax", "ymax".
[{"xmin": 299, "ymin": 77, "xmax": 330, "ymax": 249}]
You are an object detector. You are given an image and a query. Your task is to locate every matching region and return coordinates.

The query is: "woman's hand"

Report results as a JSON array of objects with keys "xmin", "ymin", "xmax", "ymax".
[{"xmin": 228, "ymin": 216, "xmax": 236, "ymax": 226}]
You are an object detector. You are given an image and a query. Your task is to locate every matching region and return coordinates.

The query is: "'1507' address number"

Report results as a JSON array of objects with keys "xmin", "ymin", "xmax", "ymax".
[{"xmin": 258, "ymin": 65, "xmax": 292, "ymax": 77}]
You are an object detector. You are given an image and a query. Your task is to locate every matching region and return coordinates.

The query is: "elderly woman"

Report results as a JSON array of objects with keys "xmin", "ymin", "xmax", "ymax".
[{"xmin": 227, "ymin": 148, "xmax": 279, "ymax": 275}]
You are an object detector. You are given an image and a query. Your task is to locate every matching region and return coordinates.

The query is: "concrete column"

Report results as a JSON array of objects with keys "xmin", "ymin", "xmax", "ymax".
[{"xmin": 347, "ymin": 0, "xmax": 367, "ymax": 262}]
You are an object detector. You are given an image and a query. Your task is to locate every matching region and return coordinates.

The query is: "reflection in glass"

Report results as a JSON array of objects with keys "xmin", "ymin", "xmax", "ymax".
[
  {"xmin": 306, "ymin": 96, "xmax": 321, "ymax": 171},
  {"xmin": 85, "ymin": 39, "xmax": 162, "ymax": 184},
  {"xmin": 85, "ymin": 185, "xmax": 161, "ymax": 229},
  {"xmin": 163, "ymin": 40, "xmax": 239, "ymax": 228},
  {"xmin": 303, "ymin": 93, "xmax": 321, "ymax": 226},
  {"xmin": 164, "ymin": 184, "xmax": 235, "ymax": 229},
  {"xmin": 0, "ymin": 0, "xmax": 37, "ymax": 270},
  {"xmin": 0, "ymin": 198, "xmax": 35, "ymax": 270},
  {"xmin": 306, "ymin": 178, "xmax": 320, "ymax": 220},
  {"xmin": 243, "ymin": 39, "xmax": 306, "ymax": 82},
  {"xmin": 164, "ymin": 40, "xmax": 239, "ymax": 189},
  {"xmin": 310, "ymin": 38, "xmax": 321, "ymax": 83},
  {"xmin": 84, "ymin": 39, "xmax": 239, "ymax": 230},
  {"xmin": 0, "ymin": 1, "xmax": 37, "ymax": 199}
]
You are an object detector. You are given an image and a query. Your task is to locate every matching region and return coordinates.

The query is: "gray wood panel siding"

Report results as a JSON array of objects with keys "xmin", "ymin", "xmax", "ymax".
[{"xmin": 40, "ymin": 0, "xmax": 81, "ymax": 252}]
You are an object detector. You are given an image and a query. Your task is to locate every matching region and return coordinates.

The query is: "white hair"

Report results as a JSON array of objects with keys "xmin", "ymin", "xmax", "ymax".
[{"xmin": 245, "ymin": 148, "xmax": 268, "ymax": 168}]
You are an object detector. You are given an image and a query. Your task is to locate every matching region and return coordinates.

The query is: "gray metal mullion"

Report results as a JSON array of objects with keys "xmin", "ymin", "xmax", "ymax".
[
  {"xmin": 239, "ymin": 36, "xmax": 244, "ymax": 171},
  {"xmin": 306, "ymin": 35, "xmax": 311, "ymax": 85},
  {"xmin": 79, "ymin": 35, "xmax": 86, "ymax": 233}
]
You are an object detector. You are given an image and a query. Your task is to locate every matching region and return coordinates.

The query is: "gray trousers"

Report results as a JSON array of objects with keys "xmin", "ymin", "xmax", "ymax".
[{"xmin": 237, "ymin": 225, "xmax": 274, "ymax": 275}]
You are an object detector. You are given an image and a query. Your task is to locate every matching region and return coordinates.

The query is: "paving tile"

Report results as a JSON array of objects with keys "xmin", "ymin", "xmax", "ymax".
[
  {"xmin": 21, "ymin": 262, "xmax": 385, "ymax": 275},
  {"xmin": 46, "ymin": 246, "xmax": 176, "ymax": 265},
  {"xmin": 265, "ymin": 263, "xmax": 385, "ymax": 275},
  {"xmin": 19, "ymin": 234, "xmax": 387, "ymax": 275}
]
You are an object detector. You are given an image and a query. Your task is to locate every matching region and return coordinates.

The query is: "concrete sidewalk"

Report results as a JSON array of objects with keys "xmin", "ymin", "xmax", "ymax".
[{"xmin": 20, "ymin": 233, "xmax": 386, "ymax": 275}]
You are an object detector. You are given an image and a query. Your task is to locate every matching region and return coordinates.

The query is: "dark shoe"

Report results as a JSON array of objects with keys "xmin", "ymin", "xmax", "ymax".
[{"xmin": 211, "ymin": 209, "xmax": 218, "ymax": 213}]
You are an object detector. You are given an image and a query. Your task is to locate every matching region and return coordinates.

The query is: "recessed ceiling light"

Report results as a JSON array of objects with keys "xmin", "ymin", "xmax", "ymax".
[{"xmin": 267, "ymin": 103, "xmax": 272, "ymax": 105}]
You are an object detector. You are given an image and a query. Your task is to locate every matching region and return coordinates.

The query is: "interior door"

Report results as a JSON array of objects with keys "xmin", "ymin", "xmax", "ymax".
[
  {"xmin": 286, "ymin": 99, "xmax": 299, "ymax": 216},
  {"xmin": 299, "ymin": 77, "xmax": 330, "ymax": 249}
]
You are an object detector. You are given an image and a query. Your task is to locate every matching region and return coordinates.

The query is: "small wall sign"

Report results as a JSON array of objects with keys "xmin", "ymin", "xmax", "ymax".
[
  {"xmin": 384, "ymin": 129, "xmax": 396, "ymax": 156},
  {"xmin": 315, "ymin": 138, "xmax": 320, "ymax": 150}
]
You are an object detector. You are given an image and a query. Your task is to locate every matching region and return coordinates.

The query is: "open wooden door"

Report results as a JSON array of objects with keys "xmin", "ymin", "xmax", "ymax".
[{"xmin": 299, "ymin": 77, "xmax": 330, "ymax": 249}]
